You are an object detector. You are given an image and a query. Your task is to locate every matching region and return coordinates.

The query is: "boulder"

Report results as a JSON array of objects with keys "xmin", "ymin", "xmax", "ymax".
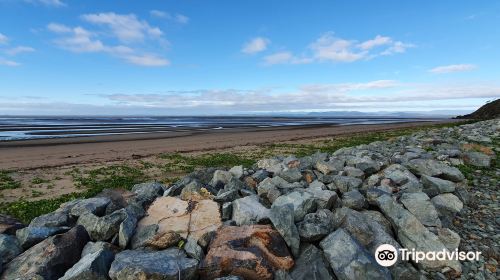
[
  {"xmin": 400, "ymin": 192, "xmax": 442, "ymax": 227},
  {"xmin": 136, "ymin": 196, "xmax": 221, "ymax": 242},
  {"xmin": 332, "ymin": 207, "xmax": 374, "ymax": 247},
  {"xmin": 229, "ymin": 165, "xmax": 244, "ymax": 179},
  {"xmin": 81, "ymin": 241, "xmax": 115, "ymax": 257},
  {"xmin": 59, "ymin": 247, "xmax": 114, "ymax": 280},
  {"xmin": 320, "ymin": 228, "xmax": 391, "ymax": 280},
  {"xmin": 463, "ymin": 151, "xmax": 491, "ymax": 167},
  {"xmin": 0, "ymin": 215, "xmax": 25, "ymax": 235},
  {"xmin": 30, "ymin": 211, "xmax": 71, "ymax": 228},
  {"xmin": 343, "ymin": 166, "xmax": 365, "ymax": 179},
  {"xmin": 289, "ymin": 244, "xmax": 334, "ymax": 280},
  {"xmin": 69, "ymin": 197, "xmax": 111, "ymax": 217},
  {"xmin": 200, "ymin": 225, "xmax": 294, "ymax": 280},
  {"xmin": 184, "ymin": 236, "xmax": 204, "ymax": 261},
  {"xmin": 437, "ymin": 228, "xmax": 461, "ymax": 251},
  {"xmin": 341, "ymin": 190, "xmax": 368, "ymax": 210},
  {"xmin": 376, "ymin": 195, "xmax": 461, "ymax": 273},
  {"xmin": 16, "ymin": 226, "xmax": 70, "ymax": 250},
  {"xmin": 277, "ymin": 169, "xmax": 303, "ymax": 183},
  {"xmin": 296, "ymin": 209, "xmax": 334, "ymax": 242},
  {"xmin": 77, "ymin": 209, "xmax": 128, "ymax": 241},
  {"xmin": 257, "ymin": 158, "xmax": 283, "ymax": 174},
  {"xmin": 431, "ymin": 193, "xmax": 463, "ymax": 223},
  {"xmin": 131, "ymin": 182, "xmax": 164, "ymax": 205},
  {"xmin": 1, "ymin": 226, "xmax": 89, "ymax": 280},
  {"xmin": 305, "ymin": 186, "xmax": 337, "ymax": 210},
  {"xmin": 354, "ymin": 158, "xmax": 381, "ymax": 175},
  {"xmin": 118, "ymin": 208, "xmax": 138, "ymax": 249},
  {"xmin": 405, "ymin": 159, "xmax": 464, "ymax": 182},
  {"xmin": 0, "ymin": 234, "xmax": 21, "ymax": 265},
  {"xmin": 270, "ymin": 203, "xmax": 300, "ymax": 257},
  {"xmin": 272, "ymin": 191, "xmax": 316, "ymax": 222},
  {"xmin": 109, "ymin": 248, "xmax": 198, "ymax": 280},
  {"xmin": 232, "ymin": 195, "xmax": 270, "ymax": 226},
  {"xmin": 315, "ymin": 161, "xmax": 340, "ymax": 175},
  {"xmin": 421, "ymin": 175, "xmax": 456, "ymax": 197},
  {"xmin": 329, "ymin": 175, "xmax": 362, "ymax": 193},
  {"xmin": 211, "ymin": 170, "xmax": 233, "ymax": 187},
  {"xmin": 382, "ymin": 164, "xmax": 419, "ymax": 186}
]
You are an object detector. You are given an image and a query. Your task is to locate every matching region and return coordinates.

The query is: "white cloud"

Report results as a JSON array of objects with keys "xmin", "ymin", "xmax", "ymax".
[
  {"xmin": 47, "ymin": 22, "xmax": 169, "ymax": 67},
  {"xmin": 0, "ymin": 58, "xmax": 20, "ymax": 66},
  {"xmin": 429, "ymin": 64, "xmax": 477, "ymax": 74},
  {"xmin": 261, "ymin": 32, "xmax": 413, "ymax": 65},
  {"xmin": 47, "ymin": 23, "xmax": 72, "ymax": 33},
  {"xmin": 5, "ymin": 46, "xmax": 35, "ymax": 56},
  {"xmin": 242, "ymin": 37, "xmax": 270, "ymax": 54},
  {"xmin": 93, "ymin": 81, "xmax": 499, "ymax": 112},
  {"xmin": 262, "ymin": 51, "xmax": 312, "ymax": 65},
  {"xmin": 25, "ymin": 0, "xmax": 65, "ymax": 7},
  {"xmin": 150, "ymin": 10, "xmax": 169, "ymax": 18},
  {"xmin": 0, "ymin": 33, "xmax": 8, "ymax": 45},
  {"xmin": 380, "ymin": 41, "xmax": 414, "ymax": 55},
  {"xmin": 175, "ymin": 14, "xmax": 189, "ymax": 24},
  {"xmin": 81, "ymin": 12, "xmax": 163, "ymax": 43},
  {"xmin": 310, "ymin": 32, "xmax": 367, "ymax": 62},
  {"xmin": 358, "ymin": 35, "xmax": 392, "ymax": 50},
  {"xmin": 123, "ymin": 54, "xmax": 170, "ymax": 67},
  {"xmin": 150, "ymin": 10, "xmax": 189, "ymax": 24}
]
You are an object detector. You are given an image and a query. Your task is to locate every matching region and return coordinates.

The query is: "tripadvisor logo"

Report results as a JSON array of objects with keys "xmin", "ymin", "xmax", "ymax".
[
  {"xmin": 375, "ymin": 244, "xmax": 398, "ymax": 267},
  {"xmin": 374, "ymin": 244, "xmax": 482, "ymax": 267}
]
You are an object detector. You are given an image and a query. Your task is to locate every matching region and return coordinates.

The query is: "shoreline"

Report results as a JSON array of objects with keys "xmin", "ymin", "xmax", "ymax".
[{"xmin": 0, "ymin": 120, "xmax": 459, "ymax": 170}]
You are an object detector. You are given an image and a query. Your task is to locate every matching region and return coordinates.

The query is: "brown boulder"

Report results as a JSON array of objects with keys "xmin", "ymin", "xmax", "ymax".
[
  {"xmin": 200, "ymin": 225, "xmax": 294, "ymax": 280},
  {"xmin": 136, "ymin": 196, "xmax": 221, "ymax": 242},
  {"xmin": 1, "ymin": 225, "xmax": 89, "ymax": 280}
]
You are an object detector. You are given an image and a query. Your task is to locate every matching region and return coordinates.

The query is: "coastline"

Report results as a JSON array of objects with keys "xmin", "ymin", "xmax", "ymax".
[{"xmin": 0, "ymin": 120, "xmax": 458, "ymax": 170}]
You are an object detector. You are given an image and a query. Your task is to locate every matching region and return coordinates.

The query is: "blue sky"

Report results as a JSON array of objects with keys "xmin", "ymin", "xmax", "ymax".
[{"xmin": 0, "ymin": 0, "xmax": 499, "ymax": 115}]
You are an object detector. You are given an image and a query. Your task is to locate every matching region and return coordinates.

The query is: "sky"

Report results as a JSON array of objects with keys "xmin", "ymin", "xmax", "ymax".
[{"xmin": 0, "ymin": 0, "xmax": 499, "ymax": 115}]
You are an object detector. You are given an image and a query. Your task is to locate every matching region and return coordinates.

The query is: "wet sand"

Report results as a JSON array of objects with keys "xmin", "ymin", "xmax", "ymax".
[{"xmin": 0, "ymin": 120, "xmax": 459, "ymax": 171}]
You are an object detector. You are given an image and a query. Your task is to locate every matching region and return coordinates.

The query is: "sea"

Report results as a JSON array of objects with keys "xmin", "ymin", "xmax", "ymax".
[{"xmin": 0, "ymin": 116, "xmax": 439, "ymax": 141}]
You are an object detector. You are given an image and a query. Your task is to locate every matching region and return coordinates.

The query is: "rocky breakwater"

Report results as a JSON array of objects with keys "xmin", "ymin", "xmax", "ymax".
[{"xmin": 0, "ymin": 119, "xmax": 498, "ymax": 280}]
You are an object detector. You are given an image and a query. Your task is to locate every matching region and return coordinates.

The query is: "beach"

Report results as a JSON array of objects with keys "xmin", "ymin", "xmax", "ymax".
[{"xmin": 0, "ymin": 120, "xmax": 458, "ymax": 170}]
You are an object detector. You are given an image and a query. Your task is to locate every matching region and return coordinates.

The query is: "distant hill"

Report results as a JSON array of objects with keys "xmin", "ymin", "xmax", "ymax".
[{"xmin": 456, "ymin": 99, "xmax": 500, "ymax": 119}]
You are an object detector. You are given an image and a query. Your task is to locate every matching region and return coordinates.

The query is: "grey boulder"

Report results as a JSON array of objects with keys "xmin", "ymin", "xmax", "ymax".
[
  {"xmin": 231, "ymin": 195, "xmax": 270, "ymax": 226},
  {"xmin": 108, "ymin": 248, "xmax": 198, "ymax": 280},
  {"xmin": 320, "ymin": 228, "xmax": 391, "ymax": 280}
]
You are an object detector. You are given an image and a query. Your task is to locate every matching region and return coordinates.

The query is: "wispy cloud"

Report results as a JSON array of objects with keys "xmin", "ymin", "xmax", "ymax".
[
  {"xmin": 0, "ymin": 33, "xmax": 35, "ymax": 66},
  {"xmin": 0, "ymin": 33, "xmax": 8, "ymax": 45},
  {"xmin": 47, "ymin": 13, "xmax": 170, "ymax": 67},
  {"xmin": 429, "ymin": 64, "xmax": 477, "ymax": 74},
  {"xmin": 81, "ymin": 12, "xmax": 163, "ymax": 43},
  {"xmin": 5, "ymin": 46, "xmax": 35, "ymax": 56},
  {"xmin": 90, "ymin": 80, "xmax": 499, "ymax": 112},
  {"xmin": 24, "ymin": 0, "xmax": 65, "ymax": 7},
  {"xmin": 262, "ymin": 32, "xmax": 414, "ymax": 65},
  {"xmin": 0, "ymin": 58, "xmax": 20, "ymax": 66},
  {"xmin": 150, "ymin": 10, "xmax": 190, "ymax": 24},
  {"xmin": 242, "ymin": 37, "xmax": 270, "ymax": 54}
]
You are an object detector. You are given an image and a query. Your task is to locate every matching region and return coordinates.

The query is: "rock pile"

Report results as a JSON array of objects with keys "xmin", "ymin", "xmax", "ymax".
[{"xmin": 0, "ymin": 119, "xmax": 498, "ymax": 279}]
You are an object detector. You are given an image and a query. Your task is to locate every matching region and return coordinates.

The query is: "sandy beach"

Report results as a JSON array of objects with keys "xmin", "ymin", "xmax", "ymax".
[{"xmin": 0, "ymin": 121, "xmax": 458, "ymax": 170}]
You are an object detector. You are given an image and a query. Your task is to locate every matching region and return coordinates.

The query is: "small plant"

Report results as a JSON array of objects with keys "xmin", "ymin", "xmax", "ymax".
[
  {"xmin": 0, "ymin": 170, "xmax": 21, "ymax": 190},
  {"xmin": 31, "ymin": 177, "xmax": 50, "ymax": 184}
]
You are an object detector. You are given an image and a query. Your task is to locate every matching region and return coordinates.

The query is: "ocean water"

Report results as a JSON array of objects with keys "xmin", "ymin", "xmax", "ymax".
[{"xmin": 0, "ymin": 116, "xmax": 436, "ymax": 141}]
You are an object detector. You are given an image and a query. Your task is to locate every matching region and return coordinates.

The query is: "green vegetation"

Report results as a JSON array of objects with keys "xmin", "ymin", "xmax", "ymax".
[
  {"xmin": 0, "ymin": 170, "xmax": 21, "ymax": 190},
  {"xmin": 31, "ymin": 177, "xmax": 50, "ymax": 184},
  {"xmin": 160, "ymin": 152, "xmax": 255, "ymax": 173},
  {"xmin": 0, "ymin": 164, "xmax": 147, "ymax": 223}
]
